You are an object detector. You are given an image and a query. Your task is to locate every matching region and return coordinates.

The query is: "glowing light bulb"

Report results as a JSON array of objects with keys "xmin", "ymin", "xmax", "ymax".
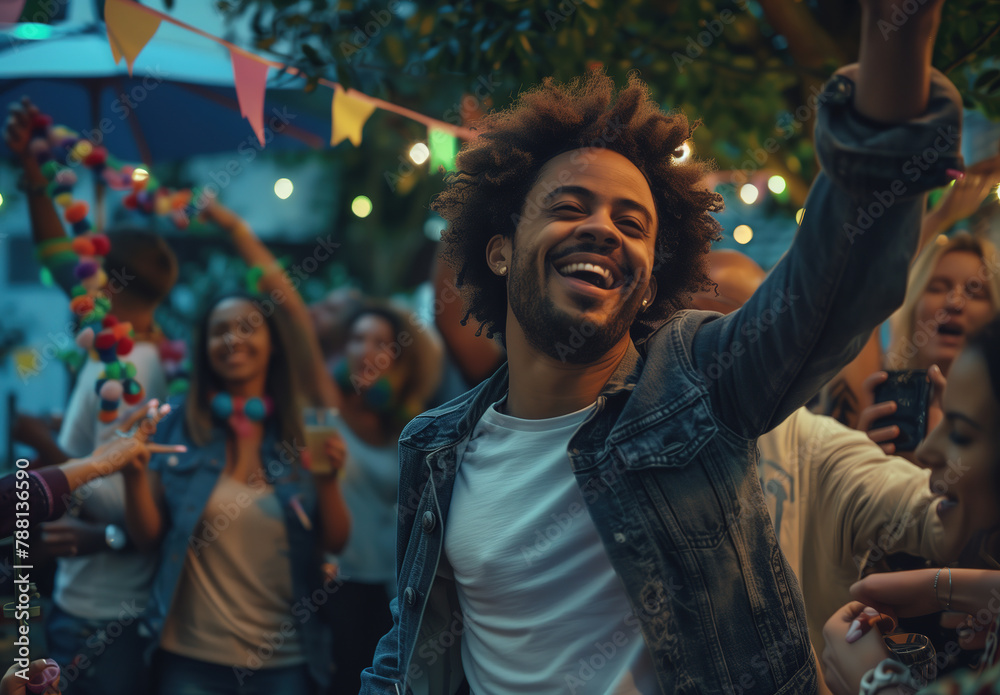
[
  {"xmin": 352, "ymin": 195, "xmax": 373, "ymax": 218},
  {"xmin": 0, "ymin": 192, "xmax": 4, "ymax": 208},
  {"xmin": 795, "ymin": 208, "xmax": 805, "ymax": 225},
  {"xmin": 733, "ymin": 225, "xmax": 753, "ymax": 244},
  {"xmin": 132, "ymin": 168, "xmax": 149, "ymax": 182},
  {"xmin": 767, "ymin": 175, "xmax": 786, "ymax": 194},
  {"xmin": 274, "ymin": 178, "xmax": 294, "ymax": 200},
  {"xmin": 674, "ymin": 141, "xmax": 692, "ymax": 164},
  {"xmin": 409, "ymin": 143, "xmax": 430, "ymax": 165},
  {"xmin": 996, "ymin": 184, "xmax": 1000, "ymax": 202},
  {"xmin": 739, "ymin": 183, "xmax": 759, "ymax": 205}
]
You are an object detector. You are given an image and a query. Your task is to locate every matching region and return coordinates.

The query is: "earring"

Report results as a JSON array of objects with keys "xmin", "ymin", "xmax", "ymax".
[
  {"xmin": 497, "ymin": 265, "xmax": 508, "ymax": 276},
  {"xmin": 641, "ymin": 298, "xmax": 649, "ymax": 308}
]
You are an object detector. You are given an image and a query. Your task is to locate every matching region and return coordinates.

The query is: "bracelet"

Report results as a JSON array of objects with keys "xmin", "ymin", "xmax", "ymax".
[
  {"xmin": 934, "ymin": 567, "xmax": 943, "ymax": 606},
  {"xmin": 946, "ymin": 566, "xmax": 953, "ymax": 611},
  {"xmin": 859, "ymin": 659, "xmax": 922, "ymax": 695}
]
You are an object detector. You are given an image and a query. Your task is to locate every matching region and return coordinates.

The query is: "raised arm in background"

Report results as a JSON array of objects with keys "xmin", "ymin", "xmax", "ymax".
[
  {"xmin": 4, "ymin": 97, "xmax": 72, "ymax": 245},
  {"xmin": 433, "ymin": 256, "xmax": 505, "ymax": 386},
  {"xmin": 200, "ymin": 199, "xmax": 341, "ymax": 409}
]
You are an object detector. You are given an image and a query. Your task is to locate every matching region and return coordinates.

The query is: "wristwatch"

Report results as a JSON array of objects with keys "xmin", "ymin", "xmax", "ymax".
[{"xmin": 104, "ymin": 524, "xmax": 127, "ymax": 551}]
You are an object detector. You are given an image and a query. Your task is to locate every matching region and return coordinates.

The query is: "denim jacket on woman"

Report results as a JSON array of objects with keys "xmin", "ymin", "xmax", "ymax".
[
  {"xmin": 141, "ymin": 399, "xmax": 332, "ymax": 689},
  {"xmin": 360, "ymin": 69, "xmax": 963, "ymax": 695}
]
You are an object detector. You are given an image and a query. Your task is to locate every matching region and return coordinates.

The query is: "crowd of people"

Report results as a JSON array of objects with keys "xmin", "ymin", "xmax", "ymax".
[{"xmin": 4, "ymin": 0, "xmax": 1000, "ymax": 693}]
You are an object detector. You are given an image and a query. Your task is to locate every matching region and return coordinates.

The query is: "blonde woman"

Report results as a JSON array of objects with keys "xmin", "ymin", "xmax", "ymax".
[{"xmin": 858, "ymin": 233, "xmax": 1000, "ymax": 456}]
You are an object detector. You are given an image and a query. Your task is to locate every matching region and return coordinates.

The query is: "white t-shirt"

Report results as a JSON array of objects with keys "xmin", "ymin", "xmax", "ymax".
[
  {"xmin": 444, "ymin": 400, "xmax": 658, "ymax": 695},
  {"xmin": 54, "ymin": 342, "xmax": 168, "ymax": 619}
]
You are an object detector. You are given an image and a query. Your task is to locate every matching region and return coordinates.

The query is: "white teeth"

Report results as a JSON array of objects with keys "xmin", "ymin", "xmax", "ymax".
[{"xmin": 558, "ymin": 262, "xmax": 613, "ymax": 289}]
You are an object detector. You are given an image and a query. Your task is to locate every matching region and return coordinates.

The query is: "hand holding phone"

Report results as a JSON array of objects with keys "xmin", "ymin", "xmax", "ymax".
[{"xmin": 859, "ymin": 370, "xmax": 931, "ymax": 453}]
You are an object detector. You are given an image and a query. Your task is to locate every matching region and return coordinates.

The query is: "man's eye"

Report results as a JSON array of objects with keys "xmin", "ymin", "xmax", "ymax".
[
  {"xmin": 553, "ymin": 204, "xmax": 583, "ymax": 213},
  {"xmin": 618, "ymin": 218, "xmax": 643, "ymax": 231}
]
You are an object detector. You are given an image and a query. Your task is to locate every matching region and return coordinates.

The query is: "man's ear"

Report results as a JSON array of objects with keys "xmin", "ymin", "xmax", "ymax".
[
  {"xmin": 486, "ymin": 235, "xmax": 511, "ymax": 276},
  {"xmin": 643, "ymin": 276, "xmax": 657, "ymax": 308}
]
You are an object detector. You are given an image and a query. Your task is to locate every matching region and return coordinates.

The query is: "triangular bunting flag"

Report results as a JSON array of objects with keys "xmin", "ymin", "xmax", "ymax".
[
  {"xmin": 105, "ymin": 0, "xmax": 161, "ymax": 76},
  {"xmin": 331, "ymin": 89, "xmax": 376, "ymax": 147},
  {"xmin": 230, "ymin": 50, "xmax": 270, "ymax": 147},
  {"xmin": 429, "ymin": 128, "xmax": 458, "ymax": 172},
  {"xmin": 0, "ymin": 0, "xmax": 27, "ymax": 24}
]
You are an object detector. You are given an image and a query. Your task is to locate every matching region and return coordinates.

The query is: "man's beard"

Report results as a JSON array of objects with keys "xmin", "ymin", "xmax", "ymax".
[{"xmin": 506, "ymin": 245, "xmax": 643, "ymax": 364}]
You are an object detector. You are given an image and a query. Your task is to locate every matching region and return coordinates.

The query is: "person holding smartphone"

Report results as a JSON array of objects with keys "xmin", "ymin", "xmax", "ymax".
[{"xmin": 850, "ymin": 233, "xmax": 1000, "ymax": 457}]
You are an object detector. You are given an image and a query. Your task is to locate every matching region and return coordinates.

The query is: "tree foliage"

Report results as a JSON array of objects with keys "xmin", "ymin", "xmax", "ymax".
[{"xmin": 215, "ymin": 0, "xmax": 1000, "ymax": 203}]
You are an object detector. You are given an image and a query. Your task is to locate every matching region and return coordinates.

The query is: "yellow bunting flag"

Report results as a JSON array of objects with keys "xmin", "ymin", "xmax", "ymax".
[
  {"xmin": 105, "ymin": 0, "xmax": 161, "ymax": 76},
  {"xmin": 331, "ymin": 89, "xmax": 376, "ymax": 147}
]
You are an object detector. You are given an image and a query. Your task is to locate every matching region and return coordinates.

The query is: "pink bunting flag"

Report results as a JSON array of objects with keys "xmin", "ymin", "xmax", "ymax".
[
  {"xmin": 0, "ymin": 0, "xmax": 26, "ymax": 23},
  {"xmin": 230, "ymin": 50, "xmax": 270, "ymax": 147}
]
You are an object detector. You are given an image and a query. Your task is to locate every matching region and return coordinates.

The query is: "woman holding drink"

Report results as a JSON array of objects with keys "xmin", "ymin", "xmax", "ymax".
[
  {"xmin": 202, "ymin": 200, "xmax": 443, "ymax": 694},
  {"xmin": 121, "ymin": 293, "xmax": 351, "ymax": 695}
]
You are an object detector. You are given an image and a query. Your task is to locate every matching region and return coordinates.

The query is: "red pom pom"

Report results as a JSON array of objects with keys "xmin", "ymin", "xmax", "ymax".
[
  {"xmin": 98, "ymin": 409, "xmax": 119, "ymax": 424},
  {"xmin": 102, "ymin": 315, "xmax": 119, "ymax": 328},
  {"xmin": 83, "ymin": 147, "xmax": 107, "ymax": 167},
  {"xmin": 65, "ymin": 201, "xmax": 89, "ymax": 224},
  {"xmin": 30, "ymin": 114, "xmax": 53, "ymax": 130},
  {"xmin": 90, "ymin": 234, "xmax": 111, "ymax": 256},
  {"xmin": 123, "ymin": 193, "xmax": 139, "ymax": 210},
  {"xmin": 71, "ymin": 237, "xmax": 96, "ymax": 256},
  {"xmin": 116, "ymin": 336, "xmax": 135, "ymax": 356},
  {"xmin": 94, "ymin": 330, "xmax": 116, "ymax": 350},
  {"xmin": 69, "ymin": 295, "xmax": 95, "ymax": 315},
  {"xmin": 122, "ymin": 381, "xmax": 144, "ymax": 405}
]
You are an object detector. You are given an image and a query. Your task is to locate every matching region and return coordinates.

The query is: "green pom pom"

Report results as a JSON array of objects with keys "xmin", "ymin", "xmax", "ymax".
[
  {"xmin": 41, "ymin": 161, "xmax": 62, "ymax": 180},
  {"xmin": 39, "ymin": 267, "xmax": 55, "ymax": 287},
  {"xmin": 95, "ymin": 296, "xmax": 111, "ymax": 310},
  {"xmin": 71, "ymin": 285, "xmax": 87, "ymax": 297},
  {"xmin": 105, "ymin": 362, "xmax": 123, "ymax": 379},
  {"xmin": 124, "ymin": 362, "xmax": 137, "ymax": 378},
  {"xmin": 168, "ymin": 378, "xmax": 190, "ymax": 396}
]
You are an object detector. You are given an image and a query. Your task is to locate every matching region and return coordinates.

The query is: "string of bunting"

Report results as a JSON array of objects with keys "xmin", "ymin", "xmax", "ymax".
[{"xmin": 102, "ymin": 0, "xmax": 473, "ymax": 155}]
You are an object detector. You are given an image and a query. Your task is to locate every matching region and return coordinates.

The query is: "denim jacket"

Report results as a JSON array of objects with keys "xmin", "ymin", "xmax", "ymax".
[
  {"xmin": 360, "ymin": 70, "xmax": 963, "ymax": 695},
  {"xmin": 141, "ymin": 398, "xmax": 331, "ymax": 688}
]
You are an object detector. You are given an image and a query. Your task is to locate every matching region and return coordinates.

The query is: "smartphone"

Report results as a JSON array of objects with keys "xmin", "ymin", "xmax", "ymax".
[{"xmin": 872, "ymin": 369, "xmax": 930, "ymax": 452}]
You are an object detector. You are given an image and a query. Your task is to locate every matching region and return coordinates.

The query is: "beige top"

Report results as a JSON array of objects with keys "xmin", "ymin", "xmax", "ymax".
[
  {"xmin": 160, "ymin": 474, "xmax": 305, "ymax": 669},
  {"xmin": 757, "ymin": 407, "xmax": 950, "ymax": 655}
]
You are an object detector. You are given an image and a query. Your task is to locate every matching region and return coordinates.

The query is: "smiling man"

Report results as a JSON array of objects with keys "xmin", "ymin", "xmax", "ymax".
[{"xmin": 360, "ymin": 2, "xmax": 961, "ymax": 693}]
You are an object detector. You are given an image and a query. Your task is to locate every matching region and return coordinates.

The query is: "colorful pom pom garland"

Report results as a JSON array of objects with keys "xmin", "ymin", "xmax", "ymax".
[{"xmin": 24, "ymin": 111, "xmax": 194, "ymax": 422}]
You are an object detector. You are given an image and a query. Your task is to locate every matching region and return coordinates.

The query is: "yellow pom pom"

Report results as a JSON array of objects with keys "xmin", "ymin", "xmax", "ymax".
[
  {"xmin": 154, "ymin": 194, "xmax": 171, "ymax": 216},
  {"xmin": 55, "ymin": 193, "xmax": 74, "ymax": 208},
  {"xmin": 71, "ymin": 141, "xmax": 93, "ymax": 162}
]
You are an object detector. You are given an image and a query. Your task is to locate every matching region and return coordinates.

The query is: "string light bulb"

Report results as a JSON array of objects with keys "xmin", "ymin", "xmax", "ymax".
[
  {"xmin": 739, "ymin": 184, "xmax": 759, "ymax": 205},
  {"xmin": 274, "ymin": 178, "xmax": 294, "ymax": 199},
  {"xmin": 674, "ymin": 141, "xmax": 692, "ymax": 164},
  {"xmin": 352, "ymin": 195, "xmax": 373, "ymax": 218},
  {"xmin": 733, "ymin": 225, "xmax": 753, "ymax": 244},
  {"xmin": 409, "ymin": 143, "xmax": 430, "ymax": 165}
]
